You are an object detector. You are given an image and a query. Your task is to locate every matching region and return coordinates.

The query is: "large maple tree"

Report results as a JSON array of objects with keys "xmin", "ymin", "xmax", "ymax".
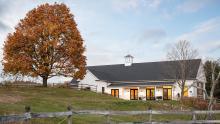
[{"xmin": 3, "ymin": 3, "xmax": 86, "ymax": 87}]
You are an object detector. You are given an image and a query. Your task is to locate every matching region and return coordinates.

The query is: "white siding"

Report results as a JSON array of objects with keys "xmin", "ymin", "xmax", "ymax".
[
  {"xmin": 139, "ymin": 88, "xmax": 146, "ymax": 99},
  {"xmin": 96, "ymin": 81, "xmax": 108, "ymax": 93},
  {"xmin": 196, "ymin": 61, "xmax": 206, "ymax": 99},
  {"xmin": 196, "ymin": 62, "xmax": 206, "ymax": 82},
  {"xmin": 186, "ymin": 80, "xmax": 197, "ymax": 97},
  {"xmin": 78, "ymin": 70, "xmax": 108, "ymax": 93},
  {"xmin": 172, "ymin": 80, "xmax": 197, "ymax": 99},
  {"xmin": 155, "ymin": 88, "xmax": 163, "ymax": 97},
  {"xmin": 172, "ymin": 83, "xmax": 181, "ymax": 100},
  {"xmin": 122, "ymin": 88, "xmax": 132, "ymax": 100},
  {"xmin": 106, "ymin": 81, "xmax": 197, "ymax": 100},
  {"xmin": 78, "ymin": 70, "xmax": 199, "ymax": 100},
  {"xmin": 107, "ymin": 87, "xmax": 130, "ymax": 100}
]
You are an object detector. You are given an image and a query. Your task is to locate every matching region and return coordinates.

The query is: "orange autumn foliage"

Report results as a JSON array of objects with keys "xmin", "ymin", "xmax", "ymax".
[{"xmin": 3, "ymin": 3, "xmax": 86, "ymax": 87}]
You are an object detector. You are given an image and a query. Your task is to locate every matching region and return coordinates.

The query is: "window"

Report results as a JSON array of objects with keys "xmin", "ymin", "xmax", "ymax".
[
  {"xmin": 146, "ymin": 87, "xmax": 155, "ymax": 100},
  {"xmin": 163, "ymin": 88, "xmax": 172, "ymax": 100},
  {"xmin": 130, "ymin": 89, "xmax": 138, "ymax": 100},
  {"xmin": 111, "ymin": 89, "xmax": 119, "ymax": 98}
]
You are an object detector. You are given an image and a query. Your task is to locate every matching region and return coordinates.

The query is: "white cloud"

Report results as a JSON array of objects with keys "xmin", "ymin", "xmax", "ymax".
[
  {"xmin": 112, "ymin": 0, "xmax": 139, "ymax": 11},
  {"xmin": 0, "ymin": 0, "xmax": 220, "ymax": 82},
  {"xmin": 176, "ymin": 17, "xmax": 220, "ymax": 58},
  {"xmin": 177, "ymin": 0, "xmax": 218, "ymax": 13},
  {"xmin": 146, "ymin": 0, "xmax": 162, "ymax": 8},
  {"xmin": 138, "ymin": 28, "xmax": 166, "ymax": 43},
  {"xmin": 85, "ymin": 41, "xmax": 130, "ymax": 65},
  {"xmin": 177, "ymin": 17, "xmax": 220, "ymax": 41},
  {"xmin": 112, "ymin": 0, "xmax": 162, "ymax": 12},
  {"xmin": 199, "ymin": 40, "xmax": 220, "ymax": 53},
  {"xmin": 160, "ymin": 0, "xmax": 219, "ymax": 20}
]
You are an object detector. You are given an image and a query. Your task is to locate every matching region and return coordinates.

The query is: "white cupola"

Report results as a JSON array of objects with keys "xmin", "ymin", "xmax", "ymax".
[{"xmin": 124, "ymin": 54, "xmax": 134, "ymax": 66}]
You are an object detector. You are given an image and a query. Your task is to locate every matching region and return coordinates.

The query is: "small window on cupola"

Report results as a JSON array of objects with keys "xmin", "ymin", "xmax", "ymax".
[{"xmin": 124, "ymin": 54, "xmax": 134, "ymax": 66}]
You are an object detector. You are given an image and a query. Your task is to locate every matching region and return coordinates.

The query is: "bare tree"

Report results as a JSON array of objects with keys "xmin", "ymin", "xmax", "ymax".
[
  {"xmin": 193, "ymin": 59, "xmax": 220, "ymax": 119},
  {"xmin": 207, "ymin": 59, "xmax": 220, "ymax": 111},
  {"xmin": 167, "ymin": 40, "xmax": 198, "ymax": 100}
]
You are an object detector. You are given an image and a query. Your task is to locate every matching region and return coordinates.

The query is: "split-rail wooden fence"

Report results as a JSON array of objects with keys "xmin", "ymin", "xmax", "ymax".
[{"xmin": 0, "ymin": 106, "xmax": 220, "ymax": 124}]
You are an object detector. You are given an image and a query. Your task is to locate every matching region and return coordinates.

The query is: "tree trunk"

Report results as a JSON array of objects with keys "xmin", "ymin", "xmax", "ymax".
[
  {"xmin": 207, "ymin": 69, "xmax": 220, "ymax": 119},
  {"xmin": 208, "ymin": 83, "xmax": 215, "ymax": 111},
  {"xmin": 180, "ymin": 80, "xmax": 186, "ymax": 100},
  {"xmin": 208, "ymin": 79, "xmax": 217, "ymax": 112},
  {"xmin": 207, "ymin": 81, "xmax": 215, "ymax": 120},
  {"xmin": 180, "ymin": 86, "xmax": 185, "ymax": 100},
  {"xmin": 42, "ymin": 76, "xmax": 48, "ymax": 87},
  {"xmin": 208, "ymin": 72, "xmax": 219, "ymax": 111}
]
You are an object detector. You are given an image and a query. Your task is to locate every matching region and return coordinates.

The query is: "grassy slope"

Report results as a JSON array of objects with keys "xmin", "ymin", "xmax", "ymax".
[{"xmin": 0, "ymin": 87, "xmax": 218, "ymax": 123}]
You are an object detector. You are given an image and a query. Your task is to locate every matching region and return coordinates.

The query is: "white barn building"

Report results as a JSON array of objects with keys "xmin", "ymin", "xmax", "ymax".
[{"xmin": 77, "ymin": 55, "xmax": 206, "ymax": 100}]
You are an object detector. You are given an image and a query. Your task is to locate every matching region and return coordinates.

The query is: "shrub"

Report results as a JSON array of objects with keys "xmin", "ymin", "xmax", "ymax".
[
  {"xmin": 181, "ymin": 97, "xmax": 220, "ymax": 110},
  {"xmin": 181, "ymin": 97, "xmax": 207, "ymax": 110},
  {"xmin": 194, "ymin": 99, "xmax": 208, "ymax": 110},
  {"xmin": 213, "ymin": 103, "xmax": 220, "ymax": 110}
]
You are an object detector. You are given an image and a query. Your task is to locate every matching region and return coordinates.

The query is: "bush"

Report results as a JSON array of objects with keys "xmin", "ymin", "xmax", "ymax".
[
  {"xmin": 213, "ymin": 102, "xmax": 220, "ymax": 110},
  {"xmin": 181, "ymin": 97, "xmax": 197, "ymax": 107},
  {"xmin": 181, "ymin": 97, "xmax": 220, "ymax": 110},
  {"xmin": 0, "ymin": 80, "xmax": 41, "ymax": 88},
  {"xmin": 194, "ymin": 99, "xmax": 208, "ymax": 110}
]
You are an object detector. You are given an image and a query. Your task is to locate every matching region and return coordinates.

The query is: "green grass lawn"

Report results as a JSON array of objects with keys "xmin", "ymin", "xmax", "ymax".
[{"xmin": 0, "ymin": 87, "xmax": 219, "ymax": 123}]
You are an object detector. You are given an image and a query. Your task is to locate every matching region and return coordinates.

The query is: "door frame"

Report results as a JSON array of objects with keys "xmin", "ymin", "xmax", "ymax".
[
  {"xmin": 111, "ymin": 89, "xmax": 119, "ymax": 98},
  {"xmin": 163, "ymin": 88, "xmax": 172, "ymax": 100},
  {"xmin": 102, "ymin": 87, "xmax": 105, "ymax": 94},
  {"xmin": 146, "ymin": 88, "xmax": 155, "ymax": 100},
  {"xmin": 130, "ymin": 89, "xmax": 138, "ymax": 100}
]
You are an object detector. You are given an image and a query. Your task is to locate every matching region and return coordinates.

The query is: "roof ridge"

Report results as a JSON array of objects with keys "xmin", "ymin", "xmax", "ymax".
[{"xmin": 87, "ymin": 59, "xmax": 201, "ymax": 67}]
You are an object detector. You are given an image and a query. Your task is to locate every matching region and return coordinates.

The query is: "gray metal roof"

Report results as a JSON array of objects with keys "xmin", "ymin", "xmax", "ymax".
[
  {"xmin": 70, "ymin": 79, "xmax": 79, "ymax": 84},
  {"xmin": 108, "ymin": 82, "xmax": 175, "ymax": 87},
  {"xmin": 87, "ymin": 59, "xmax": 201, "ymax": 82}
]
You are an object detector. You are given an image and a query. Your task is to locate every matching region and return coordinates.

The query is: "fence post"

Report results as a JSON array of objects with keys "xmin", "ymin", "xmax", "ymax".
[
  {"xmin": 106, "ymin": 114, "xmax": 110, "ymax": 124},
  {"xmin": 24, "ymin": 106, "xmax": 31, "ymax": 124},
  {"xmin": 106, "ymin": 110, "xmax": 111, "ymax": 124},
  {"xmin": 67, "ymin": 105, "xmax": 73, "ymax": 124},
  {"xmin": 148, "ymin": 107, "xmax": 152, "ymax": 122},
  {"xmin": 192, "ymin": 110, "xmax": 196, "ymax": 121}
]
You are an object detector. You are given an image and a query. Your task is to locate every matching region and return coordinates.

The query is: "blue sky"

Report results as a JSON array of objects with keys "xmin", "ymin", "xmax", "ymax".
[{"xmin": 0, "ymin": 0, "xmax": 220, "ymax": 82}]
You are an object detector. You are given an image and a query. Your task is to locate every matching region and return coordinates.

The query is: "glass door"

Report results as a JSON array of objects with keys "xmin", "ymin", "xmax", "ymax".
[
  {"xmin": 163, "ymin": 88, "xmax": 172, "ymax": 100},
  {"xmin": 111, "ymin": 89, "xmax": 119, "ymax": 98},
  {"xmin": 146, "ymin": 88, "xmax": 155, "ymax": 100},
  {"xmin": 130, "ymin": 89, "xmax": 138, "ymax": 100},
  {"xmin": 163, "ymin": 88, "xmax": 168, "ymax": 100}
]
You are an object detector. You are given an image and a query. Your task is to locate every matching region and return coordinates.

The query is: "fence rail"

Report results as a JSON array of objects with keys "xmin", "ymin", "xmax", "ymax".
[
  {"xmin": 0, "ymin": 106, "xmax": 220, "ymax": 124},
  {"xmin": 119, "ymin": 120, "xmax": 220, "ymax": 124},
  {"xmin": 74, "ymin": 109, "xmax": 220, "ymax": 115},
  {"xmin": 77, "ymin": 84, "xmax": 97, "ymax": 92},
  {"xmin": 0, "ymin": 83, "xmax": 41, "ymax": 88}
]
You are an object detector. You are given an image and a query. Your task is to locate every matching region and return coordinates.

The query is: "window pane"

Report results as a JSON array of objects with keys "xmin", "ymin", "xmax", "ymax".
[
  {"xmin": 168, "ymin": 89, "xmax": 172, "ymax": 99},
  {"xmin": 115, "ymin": 90, "xmax": 119, "ymax": 97},
  {"xmin": 135, "ymin": 90, "xmax": 138, "ymax": 99},
  {"xmin": 111, "ymin": 90, "xmax": 114, "ymax": 96},
  {"xmin": 131, "ymin": 90, "xmax": 134, "ymax": 99},
  {"xmin": 151, "ymin": 89, "xmax": 155, "ymax": 97},
  {"xmin": 147, "ymin": 90, "xmax": 150, "ymax": 99},
  {"xmin": 111, "ymin": 89, "xmax": 119, "ymax": 97}
]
